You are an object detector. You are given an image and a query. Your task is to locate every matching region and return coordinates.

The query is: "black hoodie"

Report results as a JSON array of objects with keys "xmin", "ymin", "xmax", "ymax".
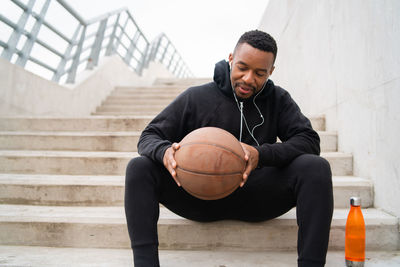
[{"xmin": 138, "ymin": 60, "xmax": 320, "ymax": 168}]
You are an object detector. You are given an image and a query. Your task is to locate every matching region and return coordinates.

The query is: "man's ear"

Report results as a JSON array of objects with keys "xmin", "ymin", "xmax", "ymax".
[
  {"xmin": 228, "ymin": 53, "xmax": 233, "ymax": 65},
  {"xmin": 269, "ymin": 65, "xmax": 275, "ymax": 76}
]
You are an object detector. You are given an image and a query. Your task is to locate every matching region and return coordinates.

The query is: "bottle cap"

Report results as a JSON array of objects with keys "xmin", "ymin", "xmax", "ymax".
[{"xmin": 350, "ymin": 197, "xmax": 361, "ymax": 206}]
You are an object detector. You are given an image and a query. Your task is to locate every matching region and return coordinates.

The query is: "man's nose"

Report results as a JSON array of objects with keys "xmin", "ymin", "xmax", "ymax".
[{"xmin": 242, "ymin": 71, "xmax": 255, "ymax": 84}]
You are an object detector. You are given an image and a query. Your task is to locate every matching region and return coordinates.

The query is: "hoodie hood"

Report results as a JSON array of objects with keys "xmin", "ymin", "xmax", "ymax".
[{"xmin": 213, "ymin": 60, "xmax": 274, "ymax": 100}]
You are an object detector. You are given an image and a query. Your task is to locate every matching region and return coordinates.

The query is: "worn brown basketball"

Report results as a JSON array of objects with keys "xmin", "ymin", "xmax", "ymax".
[{"xmin": 174, "ymin": 127, "xmax": 246, "ymax": 200}]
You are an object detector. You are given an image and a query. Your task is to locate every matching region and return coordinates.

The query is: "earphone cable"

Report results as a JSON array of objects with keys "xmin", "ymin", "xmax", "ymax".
[{"xmin": 231, "ymin": 81, "xmax": 266, "ymax": 146}]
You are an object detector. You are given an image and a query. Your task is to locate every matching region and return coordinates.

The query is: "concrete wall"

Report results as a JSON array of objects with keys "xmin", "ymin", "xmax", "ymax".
[
  {"xmin": 259, "ymin": 0, "xmax": 400, "ymax": 216},
  {"xmin": 0, "ymin": 56, "xmax": 173, "ymax": 117}
]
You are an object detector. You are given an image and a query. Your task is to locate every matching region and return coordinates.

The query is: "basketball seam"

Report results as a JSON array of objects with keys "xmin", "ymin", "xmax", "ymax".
[
  {"xmin": 184, "ymin": 181, "xmax": 240, "ymax": 199},
  {"xmin": 179, "ymin": 142, "xmax": 245, "ymax": 164},
  {"xmin": 177, "ymin": 166, "xmax": 243, "ymax": 176}
]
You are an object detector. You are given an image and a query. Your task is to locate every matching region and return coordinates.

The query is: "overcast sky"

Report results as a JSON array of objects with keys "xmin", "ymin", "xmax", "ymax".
[{"xmin": 66, "ymin": 0, "xmax": 269, "ymax": 77}]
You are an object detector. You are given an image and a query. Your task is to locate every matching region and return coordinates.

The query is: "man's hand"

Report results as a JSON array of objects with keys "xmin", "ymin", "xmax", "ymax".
[
  {"xmin": 240, "ymin": 142, "xmax": 259, "ymax": 187},
  {"xmin": 163, "ymin": 143, "xmax": 181, "ymax": 186}
]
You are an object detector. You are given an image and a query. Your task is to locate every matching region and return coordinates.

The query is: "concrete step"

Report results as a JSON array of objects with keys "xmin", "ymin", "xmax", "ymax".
[
  {"xmin": 0, "ymin": 116, "xmax": 153, "ymax": 132},
  {"xmin": 0, "ymin": 174, "xmax": 373, "ymax": 208},
  {"xmin": 325, "ymin": 152, "xmax": 353, "ymax": 176},
  {"xmin": 0, "ymin": 205, "xmax": 397, "ymax": 250},
  {"xmin": 108, "ymin": 92, "xmax": 180, "ymax": 99},
  {"xmin": 0, "ymin": 116, "xmax": 324, "ymax": 132},
  {"xmin": 310, "ymin": 115, "xmax": 325, "ymax": 131},
  {"xmin": 90, "ymin": 110, "xmax": 326, "ymax": 131},
  {"xmin": 1, "ymin": 246, "xmax": 399, "ymax": 267},
  {"xmin": 92, "ymin": 110, "xmax": 161, "ymax": 116},
  {"xmin": 113, "ymin": 86, "xmax": 186, "ymax": 94},
  {"xmin": 95, "ymin": 105, "xmax": 167, "ymax": 113},
  {"xmin": 0, "ymin": 150, "xmax": 352, "ymax": 176},
  {"xmin": 320, "ymin": 131, "xmax": 337, "ymax": 152},
  {"xmin": 102, "ymin": 98, "xmax": 175, "ymax": 105},
  {"xmin": 153, "ymin": 78, "xmax": 211, "ymax": 86},
  {"xmin": 333, "ymin": 176, "xmax": 373, "ymax": 208},
  {"xmin": 0, "ymin": 174, "xmax": 124, "ymax": 206},
  {"xmin": 0, "ymin": 131, "xmax": 140, "ymax": 151},
  {"xmin": 0, "ymin": 130, "xmax": 336, "ymax": 152},
  {"xmin": 0, "ymin": 150, "xmax": 135, "ymax": 175}
]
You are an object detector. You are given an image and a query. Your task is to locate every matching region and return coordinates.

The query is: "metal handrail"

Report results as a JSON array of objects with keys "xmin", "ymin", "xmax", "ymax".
[
  {"xmin": 146, "ymin": 33, "xmax": 193, "ymax": 78},
  {"xmin": 0, "ymin": 0, "xmax": 193, "ymax": 83}
]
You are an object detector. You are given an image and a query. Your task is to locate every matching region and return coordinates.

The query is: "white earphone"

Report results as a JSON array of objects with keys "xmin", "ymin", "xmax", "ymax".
[{"xmin": 229, "ymin": 60, "xmax": 266, "ymax": 145}]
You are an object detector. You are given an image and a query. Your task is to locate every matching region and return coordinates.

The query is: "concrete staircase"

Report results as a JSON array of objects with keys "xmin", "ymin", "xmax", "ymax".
[{"xmin": 0, "ymin": 78, "xmax": 398, "ymax": 266}]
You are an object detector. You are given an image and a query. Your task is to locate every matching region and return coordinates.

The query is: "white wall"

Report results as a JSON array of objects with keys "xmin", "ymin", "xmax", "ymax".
[
  {"xmin": 0, "ymin": 56, "xmax": 173, "ymax": 117},
  {"xmin": 259, "ymin": 0, "xmax": 400, "ymax": 216}
]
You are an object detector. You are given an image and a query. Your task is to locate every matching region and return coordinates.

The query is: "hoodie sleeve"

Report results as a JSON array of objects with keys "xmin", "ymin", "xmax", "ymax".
[
  {"xmin": 255, "ymin": 91, "xmax": 320, "ymax": 167},
  {"xmin": 137, "ymin": 91, "xmax": 191, "ymax": 164}
]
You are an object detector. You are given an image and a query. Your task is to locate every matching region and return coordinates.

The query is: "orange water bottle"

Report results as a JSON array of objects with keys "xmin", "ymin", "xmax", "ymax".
[{"xmin": 345, "ymin": 197, "xmax": 365, "ymax": 266}]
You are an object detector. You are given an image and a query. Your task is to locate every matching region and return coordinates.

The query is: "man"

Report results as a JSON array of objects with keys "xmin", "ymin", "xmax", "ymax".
[{"xmin": 125, "ymin": 30, "xmax": 333, "ymax": 267}]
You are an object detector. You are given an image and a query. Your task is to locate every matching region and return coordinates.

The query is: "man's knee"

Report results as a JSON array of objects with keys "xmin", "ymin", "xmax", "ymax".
[
  {"xmin": 126, "ymin": 156, "xmax": 153, "ymax": 174},
  {"xmin": 125, "ymin": 156, "xmax": 159, "ymax": 187},
  {"xmin": 292, "ymin": 154, "xmax": 332, "ymax": 187},
  {"xmin": 291, "ymin": 154, "xmax": 333, "ymax": 214}
]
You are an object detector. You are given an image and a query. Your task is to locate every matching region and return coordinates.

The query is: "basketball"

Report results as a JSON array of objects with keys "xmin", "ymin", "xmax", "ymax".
[{"xmin": 174, "ymin": 127, "xmax": 246, "ymax": 200}]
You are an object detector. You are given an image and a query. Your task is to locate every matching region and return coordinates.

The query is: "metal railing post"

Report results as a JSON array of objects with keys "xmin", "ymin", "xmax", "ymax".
[
  {"xmin": 66, "ymin": 26, "xmax": 86, "ymax": 83},
  {"xmin": 15, "ymin": 0, "xmax": 51, "ymax": 67},
  {"xmin": 146, "ymin": 43, "xmax": 156, "ymax": 66},
  {"xmin": 176, "ymin": 64, "xmax": 184, "ymax": 77},
  {"xmin": 160, "ymin": 42, "xmax": 170, "ymax": 63},
  {"xmin": 52, "ymin": 24, "xmax": 81, "ymax": 82},
  {"xmin": 105, "ymin": 13, "xmax": 120, "ymax": 56},
  {"xmin": 86, "ymin": 18, "xmax": 107, "ymax": 70},
  {"xmin": 124, "ymin": 30, "xmax": 140, "ymax": 66},
  {"xmin": 114, "ymin": 15, "xmax": 129, "ymax": 53},
  {"xmin": 137, "ymin": 42, "xmax": 149, "ymax": 75},
  {"xmin": 1, "ymin": 0, "xmax": 35, "ymax": 60},
  {"xmin": 167, "ymin": 53, "xmax": 176, "ymax": 69},
  {"xmin": 172, "ymin": 59, "xmax": 180, "ymax": 74},
  {"xmin": 152, "ymin": 35, "xmax": 163, "ymax": 62}
]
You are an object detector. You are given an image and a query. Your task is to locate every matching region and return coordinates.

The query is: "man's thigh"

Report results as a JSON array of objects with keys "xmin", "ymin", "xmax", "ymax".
[{"xmin": 221, "ymin": 166, "xmax": 296, "ymax": 221}]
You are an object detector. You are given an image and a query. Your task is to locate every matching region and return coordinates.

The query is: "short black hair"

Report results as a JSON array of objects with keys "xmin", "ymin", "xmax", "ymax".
[{"xmin": 235, "ymin": 30, "xmax": 278, "ymax": 63}]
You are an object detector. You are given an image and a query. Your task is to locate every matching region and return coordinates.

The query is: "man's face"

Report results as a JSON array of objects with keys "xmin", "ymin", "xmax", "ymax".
[{"xmin": 229, "ymin": 43, "xmax": 275, "ymax": 99}]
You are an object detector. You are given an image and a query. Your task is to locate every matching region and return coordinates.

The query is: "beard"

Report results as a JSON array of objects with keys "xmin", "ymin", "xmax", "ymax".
[{"xmin": 233, "ymin": 82, "xmax": 257, "ymax": 100}]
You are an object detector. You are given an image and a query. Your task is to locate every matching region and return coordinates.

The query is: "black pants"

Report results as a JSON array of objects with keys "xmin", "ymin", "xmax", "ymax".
[{"xmin": 125, "ymin": 154, "xmax": 333, "ymax": 267}]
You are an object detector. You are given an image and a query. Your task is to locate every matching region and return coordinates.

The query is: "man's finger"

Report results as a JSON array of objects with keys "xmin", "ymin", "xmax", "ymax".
[
  {"xmin": 170, "ymin": 143, "xmax": 180, "ymax": 169},
  {"xmin": 168, "ymin": 162, "xmax": 181, "ymax": 186},
  {"xmin": 240, "ymin": 144, "xmax": 250, "ymax": 161},
  {"xmin": 162, "ymin": 145, "xmax": 181, "ymax": 187},
  {"xmin": 240, "ymin": 172, "xmax": 248, "ymax": 187},
  {"xmin": 170, "ymin": 156, "xmax": 177, "ymax": 169},
  {"xmin": 241, "ymin": 165, "xmax": 251, "ymax": 187},
  {"xmin": 172, "ymin": 142, "xmax": 180, "ymax": 151}
]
